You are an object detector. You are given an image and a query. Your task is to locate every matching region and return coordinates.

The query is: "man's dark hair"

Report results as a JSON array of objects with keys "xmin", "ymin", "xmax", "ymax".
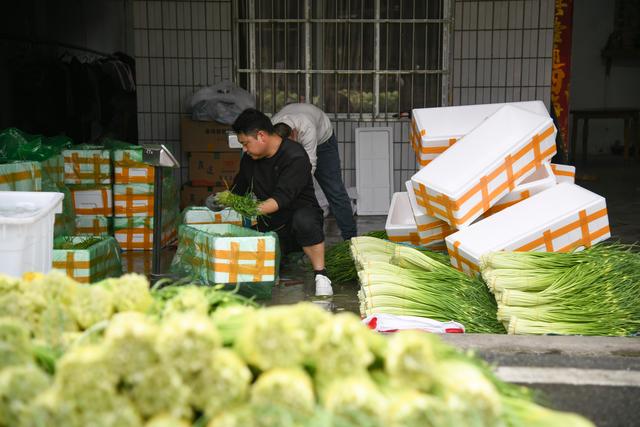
[
  {"xmin": 232, "ymin": 108, "xmax": 275, "ymax": 136},
  {"xmin": 273, "ymin": 122, "xmax": 292, "ymax": 140}
]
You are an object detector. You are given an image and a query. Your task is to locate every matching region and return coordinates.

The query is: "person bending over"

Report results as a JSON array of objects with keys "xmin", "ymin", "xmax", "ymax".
[
  {"xmin": 209, "ymin": 108, "xmax": 332, "ymax": 296},
  {"xmin": 272, "ymin": 103, "xmax": 357, "ymax": 240}
]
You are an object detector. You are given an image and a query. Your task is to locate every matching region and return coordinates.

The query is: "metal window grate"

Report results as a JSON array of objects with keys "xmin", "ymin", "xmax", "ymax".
[
  {"xmin": 452, "ymin": 0, "xmax": 554, "ymax": 108},
  {"xmin": 235, "ymin": 0, "xmax": 453, "ymax": 119}
]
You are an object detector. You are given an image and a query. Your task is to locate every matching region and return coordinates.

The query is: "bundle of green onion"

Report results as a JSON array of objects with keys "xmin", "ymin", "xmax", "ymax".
[
  {"xmin": 214, "ymin": 190, "xmax": 262, "ymax": 220},
  {"xmin": 324, "ymin": 232, "xmax": 450, "ymax": 284},
  {"xmin": 352, "ymin": 237, "xmax": 505, "ymax": 334},
  {"xmin": 480, "ymin": 244, "xmax": 640, "ymax": 336}
]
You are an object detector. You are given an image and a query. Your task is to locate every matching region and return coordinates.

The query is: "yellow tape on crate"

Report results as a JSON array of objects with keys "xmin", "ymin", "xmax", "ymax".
[
  {"xmin": 63, "ymin": 148, "xmax": 111, "ymax": 185},
  {"xmin": 445, "ymin": 183, "xmax": 610, "ymax": 275},
  {"xmin": 411, "ymin": 105, "xmax": 557, "ymax": 228},
  {"xmin": 174, "ymin": 224, "xmax": 277, "ymax": 284},
  {"xmin": 484, "ymin": 162, "xmax": 556, "ymax": 217},
  {"xmin": 404, "ymin": 180, "xmax": 454, "ymax": 247},
  {"xmin": 0, "ymin": 161, "xmax": 42, "ymax": 191},
  {"xmin": 181, "ymin": 206, "xmax": 244, "ymax": 226},
  {"xmin": 409, "ymin": 101, "xmax": 549, "ymax": 166},
  {"xmin": 113, "ymin": 215, "xmax": 178, "ymax": 251},
  {"xmin": 550, "ymin": 163, "xmax": 576, "ymax": 184}
]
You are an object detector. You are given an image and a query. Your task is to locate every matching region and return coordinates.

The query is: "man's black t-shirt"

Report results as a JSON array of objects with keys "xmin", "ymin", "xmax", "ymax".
[{"xmin": 231, "ymin": 138, "xmax": 320, "ymax": 231}]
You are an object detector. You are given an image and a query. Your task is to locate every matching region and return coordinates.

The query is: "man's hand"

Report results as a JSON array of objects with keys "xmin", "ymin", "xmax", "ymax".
[{"xmin": 205, "ymin": 194, "xmax": 224, "ymax": 212}]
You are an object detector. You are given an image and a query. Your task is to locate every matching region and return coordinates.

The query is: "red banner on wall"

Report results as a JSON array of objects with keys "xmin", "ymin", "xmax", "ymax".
[{"xmin": 551, "ymin": 0, "xmax": 574, "ymax": 162}]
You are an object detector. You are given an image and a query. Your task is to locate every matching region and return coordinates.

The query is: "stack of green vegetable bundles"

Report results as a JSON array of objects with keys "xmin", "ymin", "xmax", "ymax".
[{"xmin": 0, "ymin": 271, "xmax": 594, "ymax": 427}]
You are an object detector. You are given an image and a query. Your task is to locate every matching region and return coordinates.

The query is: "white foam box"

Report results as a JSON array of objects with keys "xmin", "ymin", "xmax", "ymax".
[
  {"xmin": 404, "ymin": 180, "xmax": 453, "ymax": 249},
  {"xmin": 70, "ymin": 186, "xmax": 113, "ymax": 216},
  {"xmin": 550, "ymin": 163, "xmax": 576, "ymax": 184},
  {"xmin": 445, "ymin": 183, "xmax": 610, "ymax": 275},
  {"xmin": 385, "ymin": 192, "xmax": 421, "ymax": 245},
  {"xmin": 485, "ymin": 162, "xmax": 556, "ymax": 216},
  {"xmin": 410, "ymin": 101, "xmax": 549, "ymax": 166},
  {"xmin": 182, "ymin": 207, "xmax": 243, "ymax": 226},
  {"xmin": 411, "ymin": 105, "xmax": 557, "ymax": 229}
]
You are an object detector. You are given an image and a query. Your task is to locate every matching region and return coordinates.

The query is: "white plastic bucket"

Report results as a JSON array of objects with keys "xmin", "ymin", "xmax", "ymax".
[{"xmin": 0, "ymin": 191, "xmax": 64, "ymax": 277}]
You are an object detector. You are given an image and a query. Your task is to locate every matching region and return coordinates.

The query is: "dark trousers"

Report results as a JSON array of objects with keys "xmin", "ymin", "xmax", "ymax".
[
  {"xmin": 315, "ymin": 133, "xmax": 358, "ymax": 240},
  {"xmin": 265, "ymin": 205, "xmax": 325, "ymax": 255}
]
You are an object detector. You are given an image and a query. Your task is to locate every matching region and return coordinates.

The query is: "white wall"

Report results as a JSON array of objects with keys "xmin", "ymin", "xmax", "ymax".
[{"xmin": 570, "ymin": 0, "xmax": 640, "ymax": 154}]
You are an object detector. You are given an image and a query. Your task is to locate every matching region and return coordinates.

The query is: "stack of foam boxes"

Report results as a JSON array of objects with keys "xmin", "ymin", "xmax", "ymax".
[
  {"xmin": 111, "ymin": 147, "xmax": 179, "ymax": 252},
  {"xmin": 386, "ymin": 101, "xmax": 608, "ymax": 274},
  {"xmin": 63, "ymin": 146, "xmax": 113, "ymax": 238}
]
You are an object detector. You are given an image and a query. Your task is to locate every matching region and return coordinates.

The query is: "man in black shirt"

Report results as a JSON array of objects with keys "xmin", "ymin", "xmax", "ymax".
[{"xmin": 223, "ymin": 108, "xmax": 332, "ymax": 297}]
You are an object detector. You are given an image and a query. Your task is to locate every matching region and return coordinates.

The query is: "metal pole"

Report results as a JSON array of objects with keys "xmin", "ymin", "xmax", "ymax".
[{"xmin": 151, "ymin": 166, "xmax": 163, "ymax": 279}]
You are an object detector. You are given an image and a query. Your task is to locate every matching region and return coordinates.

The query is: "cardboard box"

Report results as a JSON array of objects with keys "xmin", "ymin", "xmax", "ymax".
[
  {"xmin": 410, "ymin": 101, "xmax": 550, "ymax": 167},
  {"xmin": 188, "ymin": 151, "xmax": 240, "ymax": 186},
  {"xmin": 445, "ymin": 183, "xmax": 610, "ymax": 275},
  {"xmin": 181, "ymin": 184, "xmax": 226, "ymax": 208},
  {"xmin": 181, "ymin": 118, "xmax": 234, "ymax": 152},
  {"xmin": 411, "ymin": 105, "xmax": 557, "ymax": 229}
]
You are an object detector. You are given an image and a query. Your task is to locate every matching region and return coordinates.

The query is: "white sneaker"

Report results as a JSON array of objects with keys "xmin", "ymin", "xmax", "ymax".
[{"xmin": 315, "ymin": 274, "xmax": 333, "ymax": 297}]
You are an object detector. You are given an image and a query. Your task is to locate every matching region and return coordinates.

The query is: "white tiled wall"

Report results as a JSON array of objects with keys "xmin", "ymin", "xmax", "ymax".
[
  {"xmin": 452, "ymin": 0, "xmax": 554, "ymax": 110},
  {"xmin": 133, "ymin": 0, "xmax": 233, "ymax": 185}
]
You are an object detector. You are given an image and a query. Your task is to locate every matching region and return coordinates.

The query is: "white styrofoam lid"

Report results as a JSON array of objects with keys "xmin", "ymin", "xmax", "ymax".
[
  {"xmin": 413, "ymin": 105, "xmax": 552, "ymax": 197},
  {"xmin": 412, "ymin": 101, "xmax": 549, "ymax": 139},
  {"xmin": 446, "ymin": 183, "xmax": 605, "ymax": 258}
]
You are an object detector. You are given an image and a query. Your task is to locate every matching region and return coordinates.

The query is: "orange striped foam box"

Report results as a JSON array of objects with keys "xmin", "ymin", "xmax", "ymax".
[
  {"xmin": 182, "ymin": 206, "xmax": 243, "ymax": 226},
  {"xmin": 75, "ymin": 215, "xmax": 111, "ymax": 237},
  {"xmin": 114, "ymin": 215, "xmax": 178, "ymax": 251},
  {"xmin": 63, "ymin": 147, "xmax": 111, "ymax": 185},
  {"xmin": 114, "ymin": 184, "xmax": 154, "ymax": 217},
  {"xmin": 385, "ymin": 192, "xmax": 420, "ymax": 246},
  {"xmin": 411, "ymin": 105, "xmax": 557, "ymax": 229},
  {"xmin": 410, "ymin": 101, "xmax": 549, "ymax": 167},
  {"xmin": 175, "ymin": 224, "xmax": 277, "ymax": 284},
  {"xmin": 404, "ymin": 180, "xmax": 454, "ymax": 249},
  {"xmin": 484, "ymin": 162, "xmax": 556, "ymax": 217},
  {"xmin": 70, "ymin": 186, "xmax": 113, "ymax": 216},
  {"xmin": 550, "ymin": 163, "xmax": 576, "ymax": 184},
  {"xmin": 445, "ymin": 183, "xmax": 610, "ymax": 275},
  {"xmin": 114, "ymin": 165, "xmax": 155, "ymax": 184}
]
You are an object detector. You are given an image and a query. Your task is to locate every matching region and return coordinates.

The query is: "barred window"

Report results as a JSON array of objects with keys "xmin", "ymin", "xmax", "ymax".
[{"xmin": 235, "ymin": 0, "xmax": 452, "ymax": 118}]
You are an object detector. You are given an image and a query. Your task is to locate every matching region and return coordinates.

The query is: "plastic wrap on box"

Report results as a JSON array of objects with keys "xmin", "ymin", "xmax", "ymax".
[
  {"xmin": 411, "ymin": 105, "xmax": 557, "ymax": 228},
  {"xmin": 63, "ymin": 146, "xmax": 111, "ymax": 185},
  {"xmin": 75, "ymin": 215, "xmax": 111, "ymax": 237},
  {"xmin": 70, "ymin": 185, "xmax": 113, "ymax": 216},
  {"xmin": 170, "ymin": 224, "xmax": 279, "ymax": 299},
  {"xmin": 0, "ymin": 161, "xmax": 42, "ymax": 191},
  {"xmin": 410, "ymin": 101, "xmax": 549, "ymax": 166},
  {"xmin": 181, "ymin": 206, "xmax": 244, "ymax": 226},
  {"xmin": 405, "ymin": 180, "xmax": 454, "ymax": 248},
  {"xmin": 121, "ymin": 250, "xmax": 152, "ymax": 275},
  {"xmin": 550, "ymin": 163, "xmax": 576, "ymax": 184},
  {"xmin": 114, "ymin": 171, "xmax": 179, "ymax": 217},
  {"xmin": 385, "ymin": 192, "xmax": 420, "ymax": 245},
  {"xmin": 53, "ymin": 236, "xmax": 122, "ymax": 283},
  {"xmin": 113, "ymin": 215, "xmax": 178, "ymax": 251},
  {"xmin": 41, "ymin": 154, "xmax": 64, "ymax": 187},
  {"xmin": 445, "ymin": 183, "xmax": 610, "ymax": 275},
  {"xmin": 485, "ymin": 162, "xmax": 556, "ymax": 216}
]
